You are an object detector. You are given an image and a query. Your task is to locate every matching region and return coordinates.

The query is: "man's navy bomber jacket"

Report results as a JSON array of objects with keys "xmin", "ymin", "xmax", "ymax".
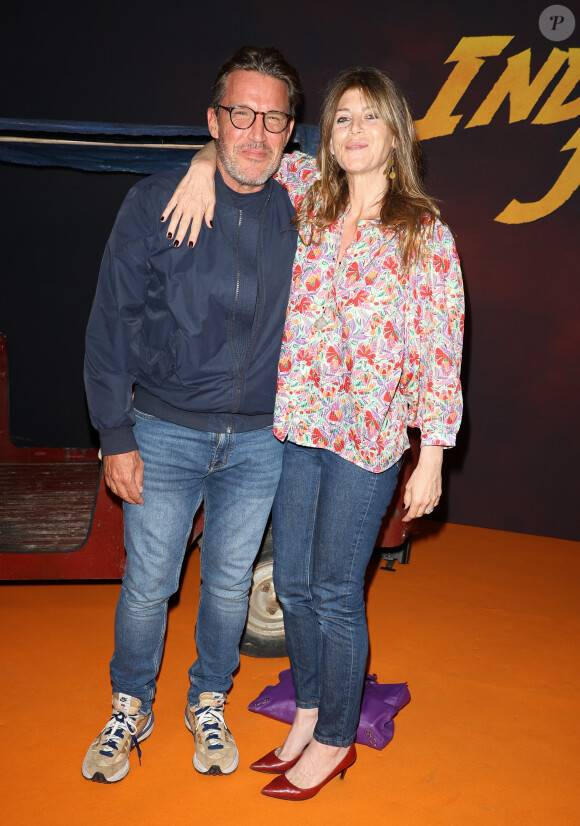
[{"xmin": 84, "ymin": 167, "xmax": 297, "ymax": 456}]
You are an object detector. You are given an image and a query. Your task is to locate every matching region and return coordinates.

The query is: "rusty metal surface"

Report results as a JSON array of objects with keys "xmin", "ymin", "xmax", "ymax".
[
  {"xmin": 0, "ymin": 332, "xmax": 126, "ymax": 578},
  {"xmin": 0, "ymin": 461, "xmax": 100, "ymax": 552}
]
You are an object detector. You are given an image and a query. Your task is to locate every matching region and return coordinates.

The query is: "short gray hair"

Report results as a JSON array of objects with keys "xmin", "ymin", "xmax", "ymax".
[{"xmin": 211, "ymin": 45, "xmax": 301, "ymax": 116}]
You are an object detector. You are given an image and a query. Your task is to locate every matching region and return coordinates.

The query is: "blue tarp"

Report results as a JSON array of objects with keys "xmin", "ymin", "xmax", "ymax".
[{"xmin": 0, "ymin": 118, "xmax": 320, "ymax": 174}]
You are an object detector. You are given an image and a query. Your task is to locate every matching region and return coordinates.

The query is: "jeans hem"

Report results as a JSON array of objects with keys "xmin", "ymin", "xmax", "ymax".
[
  {"xmin": 295, "ymin": 701, "xmax": 319, "ymax": 710},
  {"xmin": 112, "ymin": 689, "xmax": 152, "ymax": 715},
  {"xmin": 187, "ymin": 688, "xmax": 229, "ymax": 707},
  {"xmin": 313, "ymin": 733, "xmax": 356, "ymax": 748}
]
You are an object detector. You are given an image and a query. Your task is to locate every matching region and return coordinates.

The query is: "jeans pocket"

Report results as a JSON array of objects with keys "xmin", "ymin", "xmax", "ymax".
[{"xmin": 134, "ymin": 409, "xmax": 161, "ymax": 421}]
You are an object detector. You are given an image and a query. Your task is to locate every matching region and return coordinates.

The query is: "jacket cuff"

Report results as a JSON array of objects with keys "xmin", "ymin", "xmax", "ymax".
[{"xmin": 99, "ymin": 426, "xmax": 138, "ymax": 456}]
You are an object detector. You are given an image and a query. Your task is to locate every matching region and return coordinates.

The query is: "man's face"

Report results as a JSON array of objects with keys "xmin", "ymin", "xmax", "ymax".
[{"xmin": 208, "ymin": 69, "xmax": 294, "ymax": 193}]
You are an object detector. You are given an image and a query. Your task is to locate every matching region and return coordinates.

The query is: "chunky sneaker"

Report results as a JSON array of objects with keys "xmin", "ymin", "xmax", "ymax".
[
  {"xmin": 185, "ymin": 691, "xmax": 239, "ymax": 775},
  {"xmin": 82, "ymin": 692, "xmax": 154, "ymax": 784}
]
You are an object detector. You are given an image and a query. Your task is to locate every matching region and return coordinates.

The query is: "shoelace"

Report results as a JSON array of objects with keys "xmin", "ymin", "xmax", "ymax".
[
  {"xmin": 195, "ymin": 703, "xmax": 226, "ymax": 751},
  {"xmin": 99, "ymin": 710, "xmax": 143, "ymax": 763}
]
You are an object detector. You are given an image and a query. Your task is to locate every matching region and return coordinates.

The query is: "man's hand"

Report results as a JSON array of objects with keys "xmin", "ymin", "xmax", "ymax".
[
  {"xmin": 160, "ymin": 141, "xmax": 217, "ymax": 249},
  {"xmin": 402, "ymin": 445, "xmax": 443, "ymax": 522},
  {"xmin": 103, "ymin": 451, "xmax": 144, "ymax": 505}
]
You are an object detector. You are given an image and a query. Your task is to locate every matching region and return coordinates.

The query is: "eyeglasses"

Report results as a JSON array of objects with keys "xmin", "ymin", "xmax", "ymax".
[{"xmin": 217, "ymin": 105, "xmax": 291, "ymax": 134}]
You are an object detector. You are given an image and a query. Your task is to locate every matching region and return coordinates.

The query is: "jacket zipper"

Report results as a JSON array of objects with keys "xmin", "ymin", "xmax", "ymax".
[
  {"xmin": 230, "ymin": 209, "xmax": 243, "ymax": 412},
  {"xmin": 230, "ymin": 188, "xmax": 273, "ymax": 414}
]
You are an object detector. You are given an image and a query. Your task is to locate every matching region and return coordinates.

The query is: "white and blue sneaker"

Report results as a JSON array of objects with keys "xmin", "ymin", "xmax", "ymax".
[
  {"xmin": 82, "ymin": 692, "xmax": 154, "ymax": 783},
  {"xmin": 185, "ymin": 692, "xmax": 239, "ymax": 775}
]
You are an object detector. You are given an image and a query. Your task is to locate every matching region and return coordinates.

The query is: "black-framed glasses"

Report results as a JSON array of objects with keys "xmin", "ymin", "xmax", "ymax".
[{"xmin": 217, "ymin": 105, "xmax": 291, "ymax": 134}]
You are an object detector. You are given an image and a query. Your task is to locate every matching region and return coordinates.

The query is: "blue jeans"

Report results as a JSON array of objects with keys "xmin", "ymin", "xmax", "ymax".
[
  {"xmin": 110, "ymin": 411, "xmax": 283, "ymax": 714},
  {"xmin": 272, "ymin": 441, "xmax": 400, "ymax": 747}
]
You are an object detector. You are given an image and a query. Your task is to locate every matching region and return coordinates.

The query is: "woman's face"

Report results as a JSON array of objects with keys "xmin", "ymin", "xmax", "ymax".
[{"xmin": 329, "ymin": 87, "xmax": 395, "ymax": 179}]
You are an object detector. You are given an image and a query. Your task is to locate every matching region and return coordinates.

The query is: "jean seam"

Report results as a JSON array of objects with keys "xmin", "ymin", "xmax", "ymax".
[
  {"xmin": 335, "ymin": 468, "xmax": 378, "ymax": 743},
  {"xmin": 278, "ymin": 446, "xmax": 323, "ymax": 711},
  {"xmin": 151, "ymin": 606, "xmax": 168, "ymax": 694},
  {"xmin": 303, "ymin": 457, "xmax": 322, "ymax": 707},
  {"xmin": 208, "ymin": 431, "xmax": 229, "ymax": 473}
]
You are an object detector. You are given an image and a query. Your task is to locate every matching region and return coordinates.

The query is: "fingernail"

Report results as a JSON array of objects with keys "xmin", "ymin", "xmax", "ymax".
[
  {"xmin": 160, "ymin": 215, "xmax": 165, "ymax": 222},
  {"xmin": 167, "ymin": 232, "xmax": 172, "ymax": 239},
  {"xmin": 188, "ymin": 241, "xmax": 194, "ymax": 248},
  {"xmin": 173, "ymin": 239, "xmax": 180, "ymax": 247},
  {"xmin": 209, "ymin": 220, "xmax": 213, "ymax": 228}
]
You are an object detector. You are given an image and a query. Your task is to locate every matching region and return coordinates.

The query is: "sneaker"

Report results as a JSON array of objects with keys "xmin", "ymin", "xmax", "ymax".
[
  {"xmin": 185, "ymin": 691, "xmax": 239, "ymax": 775},
  {"xmin": 82, "ymin": 692, "xmax": 154, "ymax": 784}
]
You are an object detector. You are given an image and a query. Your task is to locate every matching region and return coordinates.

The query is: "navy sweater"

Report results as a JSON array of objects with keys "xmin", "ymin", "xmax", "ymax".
[{"xmin": 84, "ymin": 168, "xmax": 297, "ymax": 455}]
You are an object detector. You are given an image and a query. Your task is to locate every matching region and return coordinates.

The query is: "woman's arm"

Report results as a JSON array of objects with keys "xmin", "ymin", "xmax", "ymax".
[
  {"xmin": 402, "ymin": 221, "xmax": 465, "ymax": 520},
  {"xmin": 160, "ymin": 141, "xmax": 217, "ymax": 248},
  {"xmin": 402, "ymin": 445, "xmax": 443, "ymax": 521},
  {"xmin": 160, "ymin": 149, "xmax": 320, "ymax": 248},
  {"xmin": 275, "ymin": 151, "xmax": 320, "ymax": 209}
]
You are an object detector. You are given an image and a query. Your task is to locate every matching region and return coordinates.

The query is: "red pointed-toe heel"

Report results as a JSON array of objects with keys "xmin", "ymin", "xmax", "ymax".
[
  {"xmin": 250, "ymin": 747, "xmax": 303, "ymax": 774},
  {"xmin": 260, "ymin": 743, "xmax": 357, "ymax": 800}
]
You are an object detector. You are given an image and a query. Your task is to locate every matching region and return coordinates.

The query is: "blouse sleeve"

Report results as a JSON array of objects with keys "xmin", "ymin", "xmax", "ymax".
[
  {"xmin": 275, "ymin": 151, "xmax": 320, "ymax": 210},
  {"xmin": 404, "ymin": 220, "xmax": 465, "ymax": 447}
]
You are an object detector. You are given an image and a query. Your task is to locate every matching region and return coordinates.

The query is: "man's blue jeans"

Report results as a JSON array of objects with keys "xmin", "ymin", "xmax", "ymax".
[
  {"xmin": 110, "ymin": 411, "xmax": 283, "ymax": 714},
  {"xmin": 272, "ymin": 440, "xmax": 401, "ymax": 747}
]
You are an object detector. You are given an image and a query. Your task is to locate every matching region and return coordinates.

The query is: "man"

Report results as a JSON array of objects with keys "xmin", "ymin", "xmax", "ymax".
[{"xmin": 82, "ymin": 45, "xmax": 300, "ymax": 783}]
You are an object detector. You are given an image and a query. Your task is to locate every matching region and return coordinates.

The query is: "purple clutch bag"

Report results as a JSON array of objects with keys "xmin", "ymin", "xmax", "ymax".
[{"xmin": 248, "ymin": 669, "xmax": 410, "ymax": 750}]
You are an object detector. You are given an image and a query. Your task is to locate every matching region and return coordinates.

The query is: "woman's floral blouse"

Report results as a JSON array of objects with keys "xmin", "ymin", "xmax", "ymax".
[{"xmin": 273, "ymin": 152, "xmax": 464, "ymax": 473}]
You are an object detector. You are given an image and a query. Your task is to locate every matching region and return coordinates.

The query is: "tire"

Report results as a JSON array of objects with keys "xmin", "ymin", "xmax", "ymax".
[{"xmin": 240, "ymin": 522, "xmax": 288, "ymax": 658}]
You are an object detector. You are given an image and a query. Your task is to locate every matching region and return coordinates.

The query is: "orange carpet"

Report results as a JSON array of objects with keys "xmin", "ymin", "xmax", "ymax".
[{"xmin": 1, "ymin": 521, "xmax": 578, "ymax": 825}]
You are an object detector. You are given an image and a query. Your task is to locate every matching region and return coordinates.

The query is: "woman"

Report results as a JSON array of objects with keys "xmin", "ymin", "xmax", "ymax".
[{"xmin": 163, "ymin": 67, "xmax": 464, "ymax": 800}]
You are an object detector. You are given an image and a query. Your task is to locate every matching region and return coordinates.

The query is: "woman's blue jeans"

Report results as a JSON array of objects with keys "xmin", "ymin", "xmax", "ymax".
[
  {"xmin": 110, "ymin": 411, "xmax": 283, "ymax": 714},
  {"xmin": 272, "ymin": 441, "xmax": 400, "ymax": 747}
]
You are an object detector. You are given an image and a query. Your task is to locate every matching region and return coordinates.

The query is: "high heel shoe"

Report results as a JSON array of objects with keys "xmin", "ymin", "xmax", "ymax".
[
  {"xmin": 260, "ymin": 743, "xmax": 357, "ymax": 800},
  {"xmin": 250, "ymin": 747, "xmax": 303, "ymax": 774}
]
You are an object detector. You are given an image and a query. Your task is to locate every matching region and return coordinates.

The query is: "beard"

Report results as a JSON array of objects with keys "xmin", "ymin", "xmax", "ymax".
[{"xmin": 216, "ymin": 139, "xmax": 283, "ymax": 188}]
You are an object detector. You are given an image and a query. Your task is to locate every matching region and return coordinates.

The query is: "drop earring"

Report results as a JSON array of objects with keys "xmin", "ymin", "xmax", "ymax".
[{"xmin": 384, "ymin": 152, "xmax": 396, "ymax": 180}]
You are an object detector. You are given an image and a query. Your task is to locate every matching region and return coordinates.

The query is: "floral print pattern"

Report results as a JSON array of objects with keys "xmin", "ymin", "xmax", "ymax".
[{"xmin": 273, "ymin": 152, "xmax": 464, "ymax": 472}]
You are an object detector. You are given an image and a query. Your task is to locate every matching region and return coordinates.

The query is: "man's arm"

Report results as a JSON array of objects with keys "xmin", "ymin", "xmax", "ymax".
[
  {"xmin": 85, "ymin": 181, "xmax": 157, "ymax": 502},
  {"xmin": 103, "ymin": 451, "xmax": 144, "ymax": 505}
]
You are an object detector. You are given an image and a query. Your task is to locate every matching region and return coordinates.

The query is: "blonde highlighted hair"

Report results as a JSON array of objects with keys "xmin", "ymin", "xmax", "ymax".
[{"xmin": 296, "ymin": 67, "xmax": 440, "ymax": 266}]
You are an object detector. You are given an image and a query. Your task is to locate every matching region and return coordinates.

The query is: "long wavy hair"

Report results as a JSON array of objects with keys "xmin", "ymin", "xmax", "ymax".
[{"xmin": 296, "ymin": 67, "xmax": 440, "ymax": 266}]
